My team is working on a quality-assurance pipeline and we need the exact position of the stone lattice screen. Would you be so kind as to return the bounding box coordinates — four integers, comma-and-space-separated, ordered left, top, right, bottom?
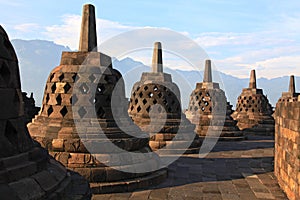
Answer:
274, 99, 300, 200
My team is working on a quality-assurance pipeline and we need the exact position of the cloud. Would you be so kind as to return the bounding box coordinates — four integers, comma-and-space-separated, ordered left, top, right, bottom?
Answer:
14, 23, 40, 32
44, 14, 139, 50
41, 13, 300, 79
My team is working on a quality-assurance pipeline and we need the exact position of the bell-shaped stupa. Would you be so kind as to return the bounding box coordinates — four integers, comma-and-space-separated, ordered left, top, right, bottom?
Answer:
231, 70, 274, 135
185, 60, 243, 140
278, 75, 299, 102
128, 42, 201, 155
0, 25, 91, 199
28, 4, 167, 194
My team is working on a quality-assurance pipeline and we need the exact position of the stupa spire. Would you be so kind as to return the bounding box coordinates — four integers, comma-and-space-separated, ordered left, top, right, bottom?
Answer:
79, 4, 97, 52
203, 59, 212, 82
249, 69, 257, 89
152, 42, 163, 73
289, 75, 295, 94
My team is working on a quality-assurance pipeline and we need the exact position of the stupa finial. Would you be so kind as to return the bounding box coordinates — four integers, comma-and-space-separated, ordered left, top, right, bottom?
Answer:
79, 4, 97, 52
152, 42, 163, 73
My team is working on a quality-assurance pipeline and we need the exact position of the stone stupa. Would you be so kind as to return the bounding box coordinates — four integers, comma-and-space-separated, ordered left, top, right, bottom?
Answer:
277, 75, 299, 102
28, 4, 167, 194
0, 25, 91, 199
231, 70, 274, 135
185, 60, 243, 140
128, 42, 201, 155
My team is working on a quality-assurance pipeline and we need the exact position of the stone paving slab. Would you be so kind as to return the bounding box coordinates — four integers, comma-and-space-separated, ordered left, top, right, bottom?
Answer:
92, 136, 288, 200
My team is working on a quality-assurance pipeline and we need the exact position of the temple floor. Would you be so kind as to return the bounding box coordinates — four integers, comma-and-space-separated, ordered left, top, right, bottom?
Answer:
92, 135, 288, 200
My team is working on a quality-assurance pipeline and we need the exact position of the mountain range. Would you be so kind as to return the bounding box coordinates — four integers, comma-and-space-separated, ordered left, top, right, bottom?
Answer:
11, 39, 299, 109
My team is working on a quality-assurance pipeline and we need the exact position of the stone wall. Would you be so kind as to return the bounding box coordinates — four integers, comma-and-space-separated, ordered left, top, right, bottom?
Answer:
274, 99, 300, 200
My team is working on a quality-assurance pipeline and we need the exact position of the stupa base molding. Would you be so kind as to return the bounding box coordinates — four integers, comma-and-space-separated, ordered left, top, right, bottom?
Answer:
89, 168, 167, 194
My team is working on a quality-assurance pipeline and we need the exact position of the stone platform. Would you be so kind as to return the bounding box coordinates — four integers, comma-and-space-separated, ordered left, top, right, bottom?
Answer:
92, 136, 288, 200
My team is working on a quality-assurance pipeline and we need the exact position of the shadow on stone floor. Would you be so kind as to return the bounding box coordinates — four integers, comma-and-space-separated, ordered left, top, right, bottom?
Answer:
208, 135, 275, 153
152, 155, 274, 189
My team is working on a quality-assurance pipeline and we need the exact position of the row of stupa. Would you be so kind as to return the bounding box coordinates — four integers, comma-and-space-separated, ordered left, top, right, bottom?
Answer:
1, 3, 295, 199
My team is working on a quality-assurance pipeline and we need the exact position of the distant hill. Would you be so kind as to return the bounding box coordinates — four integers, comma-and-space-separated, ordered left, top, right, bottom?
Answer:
11, 39, 299, 109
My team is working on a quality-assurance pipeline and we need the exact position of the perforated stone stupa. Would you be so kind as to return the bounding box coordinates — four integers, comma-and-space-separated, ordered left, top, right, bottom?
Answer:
185, 60, 243, 140
128, 42, 201, 155
0, 25, 91, 200
231, 70, 274, 135
28, 4, 167, 194
278, 75, 299, 103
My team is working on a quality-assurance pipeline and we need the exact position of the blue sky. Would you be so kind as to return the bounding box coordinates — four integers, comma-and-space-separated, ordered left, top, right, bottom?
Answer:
1, 0, 300, 78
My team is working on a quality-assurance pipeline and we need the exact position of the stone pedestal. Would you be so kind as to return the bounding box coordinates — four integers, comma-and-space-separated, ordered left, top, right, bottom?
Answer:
0, 25, 91, 199
231, 70, 274, 135
185, 60, 243, 140
28, 4, 167, 194
128, 42, 201, 155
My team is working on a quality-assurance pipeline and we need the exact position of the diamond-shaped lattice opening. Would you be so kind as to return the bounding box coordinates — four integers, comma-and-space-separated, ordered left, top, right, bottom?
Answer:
72, 74, 78, 82
163, 99, 167, 105
204, 101, 209, 106
148, 92, 153, 98
78, 107, 87, 118
153, 86, 158, 91
130, 98, 133, 103
201, 107, 205, 111
194, 107, 198, 111
49, 73, 55, 82
0, 62, 11, 84
97, 85, 105, 94
153, 99, 157, 104
158, 93, 162, 98
47, 106, 54, 116
139, 92, 143, 98
146, 106, 150, 113
158, 106, 162, 113
206, 92, 210, 96
71, 95, 78, 104
97, 107, 105, 118
60, 106, 68, 117
64, 83, 71, 93
134, 98, 138, 104
89, 74, 96, 82
130, 105, 134, 111
79, 83, 89, 94
51, 83, 56, 93
196, 96, 199, 100
144, 86, 148, 91
142, 99, 147, 105
4, 121, 18, 147
58, 74, 64, 81
132, 92, 136, 97
45, 94, 50, 103
89, 97, 97, 104
56, 94, 62, 105
137, 106, 141, 113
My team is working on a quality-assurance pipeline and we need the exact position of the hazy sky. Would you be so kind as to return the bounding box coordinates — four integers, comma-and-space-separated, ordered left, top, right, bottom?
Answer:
1, 0, 300, 78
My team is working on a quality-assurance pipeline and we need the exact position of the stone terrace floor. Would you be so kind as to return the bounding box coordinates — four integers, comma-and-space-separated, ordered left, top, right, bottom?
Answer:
92, 136, 288, 200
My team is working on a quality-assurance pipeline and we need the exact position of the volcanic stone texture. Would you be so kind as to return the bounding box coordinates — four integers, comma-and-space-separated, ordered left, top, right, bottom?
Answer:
185, 60, 243, 140
274, 97, 300, 200
0, 25, 91, 200
232, 70, 274, 135
28, 4, 167, 194
128, 42, 201, 155
274, 75, 300, 200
